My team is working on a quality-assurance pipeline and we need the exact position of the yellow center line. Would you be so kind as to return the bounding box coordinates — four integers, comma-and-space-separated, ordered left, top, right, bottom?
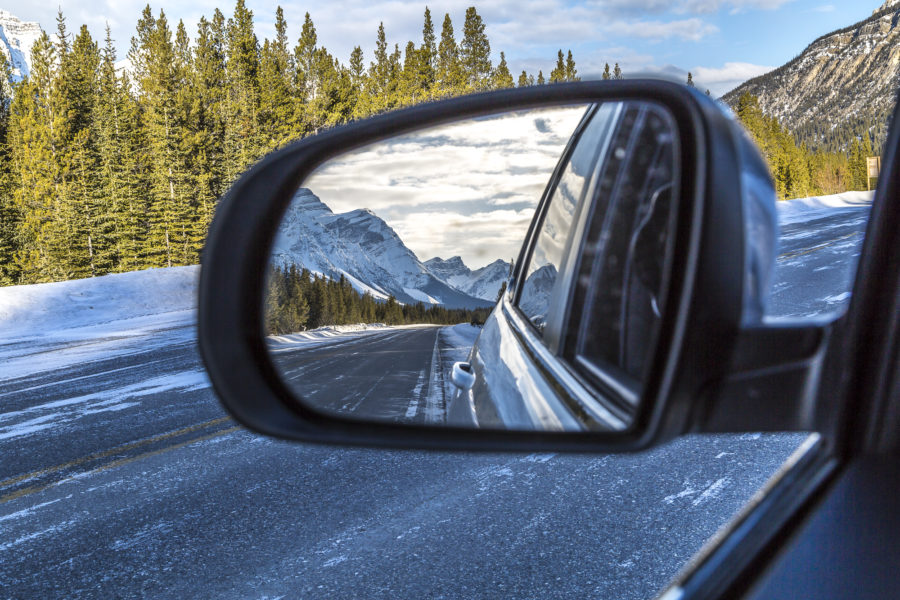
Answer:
0, 416, 233, 490
778, 231, 860, 261
0, 425, 243, 505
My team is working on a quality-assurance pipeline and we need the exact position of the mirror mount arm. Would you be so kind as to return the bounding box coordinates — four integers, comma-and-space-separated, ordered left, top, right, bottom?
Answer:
695, 323, 831, 432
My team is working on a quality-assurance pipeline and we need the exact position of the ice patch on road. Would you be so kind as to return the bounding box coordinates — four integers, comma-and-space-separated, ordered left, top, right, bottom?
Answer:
823, 292, 851, 304
693, 478, 730, 506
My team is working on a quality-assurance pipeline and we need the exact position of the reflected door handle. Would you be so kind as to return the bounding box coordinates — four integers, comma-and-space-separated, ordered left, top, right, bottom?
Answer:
451, 362, 476, 391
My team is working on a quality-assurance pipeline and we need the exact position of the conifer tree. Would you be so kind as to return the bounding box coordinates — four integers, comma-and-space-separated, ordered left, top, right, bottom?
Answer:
419, 8, 436, 96
459, 7, 491, 91
613, 63, 622, 79
368, 22, 392, 112
517, 70, 529, 87
686, 72, 695, 88
224, 0, 261, 179
602, 63, 611, 80
492, 52, 514, 89
565, 50, 578, 81
436, 14, 462, 96
0, 52, 18, 284
549, 49, 566, 83
537, 70, 545, 85
258, 7, 295, 150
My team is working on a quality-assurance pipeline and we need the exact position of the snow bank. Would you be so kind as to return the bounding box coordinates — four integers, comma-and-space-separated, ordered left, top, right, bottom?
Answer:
0, 267, 199, 380
777, 191, 874, 225
0, 266, 198, 338
440, 324, 480, 364
266, 323, 394, 352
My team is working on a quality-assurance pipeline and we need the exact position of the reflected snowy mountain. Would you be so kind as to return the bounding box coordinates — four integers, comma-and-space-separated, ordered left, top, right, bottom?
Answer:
424, 256, 511, 302
271, 188, 494, 310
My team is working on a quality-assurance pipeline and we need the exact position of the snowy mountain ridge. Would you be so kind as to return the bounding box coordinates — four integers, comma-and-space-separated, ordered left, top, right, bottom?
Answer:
271, 189, 493, 310
0, 9, 41, 81
424, 256, 512, 302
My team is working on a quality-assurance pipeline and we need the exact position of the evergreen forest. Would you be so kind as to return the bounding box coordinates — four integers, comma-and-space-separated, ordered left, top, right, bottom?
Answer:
0, 3, 580, 286
0, 2, 878, 297
265, 264, 491, 335
732, 92, 877, 201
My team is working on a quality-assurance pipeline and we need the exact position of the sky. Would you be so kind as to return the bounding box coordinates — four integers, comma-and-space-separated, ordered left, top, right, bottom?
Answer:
10, 1, 884, 97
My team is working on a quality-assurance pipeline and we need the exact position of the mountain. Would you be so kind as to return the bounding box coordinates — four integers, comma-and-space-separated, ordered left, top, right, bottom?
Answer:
424, 256, 511, 302
0, 10, 41, 81
723, 0, 900, 152
271, 189, 493, 310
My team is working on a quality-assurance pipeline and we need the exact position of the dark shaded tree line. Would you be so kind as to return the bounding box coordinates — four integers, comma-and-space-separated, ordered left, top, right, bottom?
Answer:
734, 92, 877, 200
265, 264, 490, 334
0, 3, 581, 285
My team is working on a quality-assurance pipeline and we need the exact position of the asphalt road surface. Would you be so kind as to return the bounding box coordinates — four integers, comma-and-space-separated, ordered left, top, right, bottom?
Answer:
0, 204, 869, 599
270, 326, 446, 424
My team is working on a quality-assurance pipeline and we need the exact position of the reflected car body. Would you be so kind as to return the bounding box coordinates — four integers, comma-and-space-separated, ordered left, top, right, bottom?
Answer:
451, 96, 777, 432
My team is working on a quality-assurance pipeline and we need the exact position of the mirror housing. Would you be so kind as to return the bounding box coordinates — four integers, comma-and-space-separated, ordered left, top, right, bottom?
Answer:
199, 80, 827, 452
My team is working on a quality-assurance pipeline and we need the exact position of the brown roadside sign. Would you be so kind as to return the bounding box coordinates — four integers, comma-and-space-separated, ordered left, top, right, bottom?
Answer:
867, 157, 881, 179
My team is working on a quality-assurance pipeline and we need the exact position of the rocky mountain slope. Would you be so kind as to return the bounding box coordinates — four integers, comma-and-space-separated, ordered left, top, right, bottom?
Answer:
271, 188, 493, 310
723, 0, 900, 151
0, 9, 40, 81
424, 256, 511, 302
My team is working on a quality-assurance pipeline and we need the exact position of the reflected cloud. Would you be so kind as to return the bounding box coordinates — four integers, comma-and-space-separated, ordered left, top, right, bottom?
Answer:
304, 106, 586, 269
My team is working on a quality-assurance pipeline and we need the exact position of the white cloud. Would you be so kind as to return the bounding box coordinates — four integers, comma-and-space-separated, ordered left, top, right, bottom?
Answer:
692, 61, 774, 95
615, 17, 719, 41
303, 106, 587, 269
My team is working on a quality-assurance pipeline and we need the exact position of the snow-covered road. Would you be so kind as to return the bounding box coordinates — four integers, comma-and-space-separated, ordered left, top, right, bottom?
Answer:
0, 193, 872, 598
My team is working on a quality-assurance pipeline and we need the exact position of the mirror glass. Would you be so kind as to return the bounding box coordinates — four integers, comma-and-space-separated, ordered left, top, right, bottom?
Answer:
263, 101, 679, 432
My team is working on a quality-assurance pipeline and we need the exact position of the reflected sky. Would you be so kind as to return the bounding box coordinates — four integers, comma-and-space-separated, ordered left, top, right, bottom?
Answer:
303, 105, 587, 269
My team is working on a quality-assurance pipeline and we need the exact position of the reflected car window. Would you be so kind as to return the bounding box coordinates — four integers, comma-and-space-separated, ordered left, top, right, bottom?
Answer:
517, 103, 619, 336
568, 103, 679, 384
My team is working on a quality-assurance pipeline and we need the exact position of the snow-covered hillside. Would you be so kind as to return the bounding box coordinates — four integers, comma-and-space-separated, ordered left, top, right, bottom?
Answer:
0, 9, 41, 81
425, 256, 511, 302
271, 188, 492, 310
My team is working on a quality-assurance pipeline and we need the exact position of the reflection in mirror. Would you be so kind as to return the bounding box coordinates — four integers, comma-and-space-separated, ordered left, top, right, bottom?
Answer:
263, 102, 679, 432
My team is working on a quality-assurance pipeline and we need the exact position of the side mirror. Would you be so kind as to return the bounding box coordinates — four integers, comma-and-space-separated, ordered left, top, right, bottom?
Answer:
199, 81, 828, 452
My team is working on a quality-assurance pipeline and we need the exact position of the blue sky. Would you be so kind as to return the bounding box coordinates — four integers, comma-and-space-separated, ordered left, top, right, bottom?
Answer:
12, 1, 884, 95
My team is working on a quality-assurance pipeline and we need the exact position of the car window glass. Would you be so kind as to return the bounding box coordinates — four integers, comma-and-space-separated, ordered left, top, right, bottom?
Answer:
517, 104, 618, 336
569, 103, 678, 383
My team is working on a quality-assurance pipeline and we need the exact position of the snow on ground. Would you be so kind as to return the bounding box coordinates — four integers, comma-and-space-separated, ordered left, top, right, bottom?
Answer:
776, 191, 874, 225
0, 267, 198, 380
266, 323, 400, 353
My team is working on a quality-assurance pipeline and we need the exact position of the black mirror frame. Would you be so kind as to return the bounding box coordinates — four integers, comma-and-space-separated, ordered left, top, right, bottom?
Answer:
199, 80, 754, 452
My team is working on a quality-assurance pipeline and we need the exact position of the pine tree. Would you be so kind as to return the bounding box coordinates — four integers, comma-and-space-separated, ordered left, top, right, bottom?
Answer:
258, 7, 295, 150
686, 72, 695, 88
8, 32, 71, 281
613, 63, 622, 79
602, 63, 611, 80
192, 13, 229, 243
436, 14, 462, 96
0, 52, 19, 284
225, 0, 261, 179
348, 45, 367, 118
294, 12, 319, 133
419, 8, 436, 96
549, 49, 566, 83
517, 70, 529, 87
565, 50, 578, 81
536, 70, 545, 85
459, 7, 491, 91
492, 51, 514, 89
368, 22, 392, 112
